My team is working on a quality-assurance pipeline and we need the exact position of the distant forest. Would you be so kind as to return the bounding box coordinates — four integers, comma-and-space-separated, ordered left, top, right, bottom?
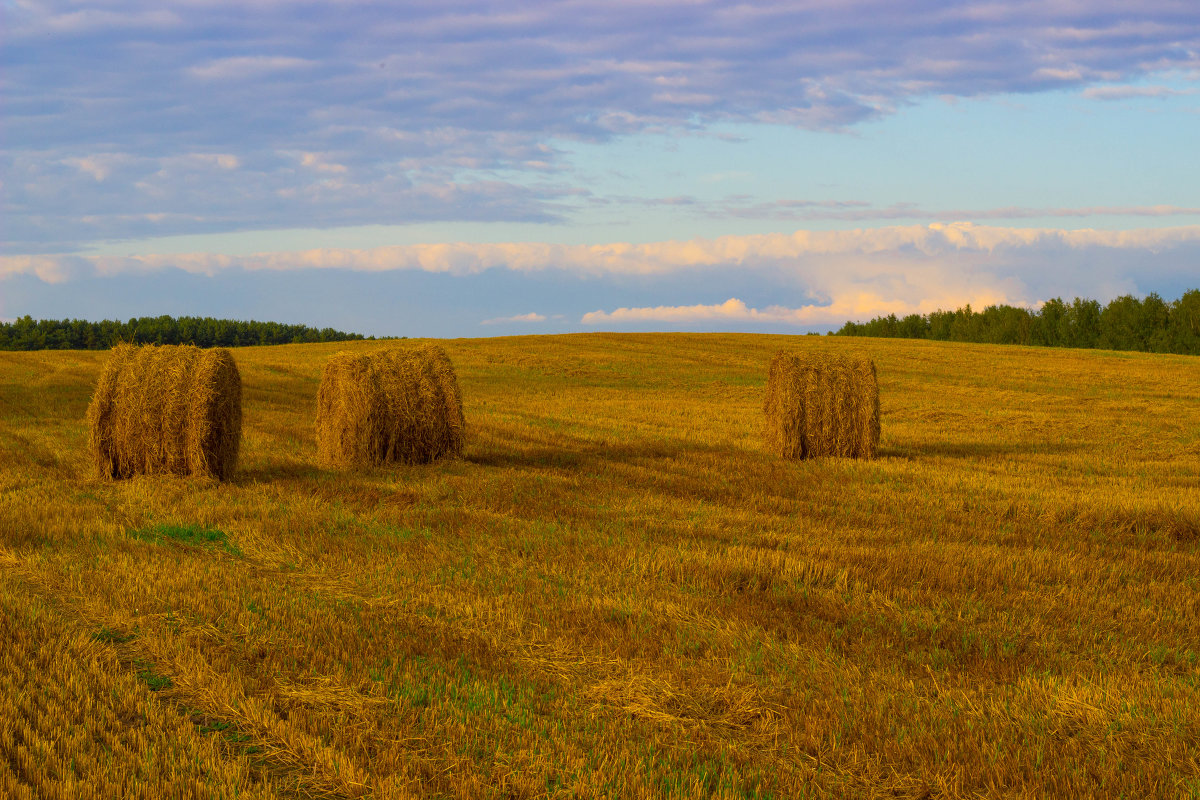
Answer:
835, 290, 1200, 355
0, 315, 368, 351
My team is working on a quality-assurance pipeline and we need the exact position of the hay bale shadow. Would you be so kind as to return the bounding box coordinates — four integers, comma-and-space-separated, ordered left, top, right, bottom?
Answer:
883, 440, 1088, 460
231, 459, 328, 484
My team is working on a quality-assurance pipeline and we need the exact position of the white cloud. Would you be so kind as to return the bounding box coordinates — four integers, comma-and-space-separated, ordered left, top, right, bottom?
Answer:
1083, 85, 1196, 100
1032, 66, 1085, 82
11, 222, 1200, 282
714, 200, 1200, 222
188, 56, 314, 80
5, 223, 1198, 328
581, 292, 1025, 327
61, 154, 131, 182
186, 153, 241, 170
582, 298, 789, 324
299, 153, 348, 174
481, 312, 548, 325
0, 255, 83, 284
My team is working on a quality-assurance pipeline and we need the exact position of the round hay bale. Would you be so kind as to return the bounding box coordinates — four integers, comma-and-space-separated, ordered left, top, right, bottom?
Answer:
763, 350, 880, 460
87, 343, 242, 480
316, 344, 464, 467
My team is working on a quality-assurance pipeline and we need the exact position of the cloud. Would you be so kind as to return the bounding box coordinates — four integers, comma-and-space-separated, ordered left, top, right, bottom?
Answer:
711, 200, 1200, 222
61, 154, 132, 182
6, 223, 1199, 328
0, 254, 87, 284
6, 1, 1200, 248
1083, 85, 1196, 100
10, 7, 180, 36
299, 152, 348, 174
184, 153, 241, 170
188, 56, 314, 81
582, 298, 801, 324
10, 223, 1200, 281
581, 294, 1022, 326
481, 312, 548, 325
2, 156, 571, 253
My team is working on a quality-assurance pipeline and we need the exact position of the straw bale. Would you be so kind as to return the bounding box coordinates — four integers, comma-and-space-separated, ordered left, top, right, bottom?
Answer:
763, 350, 880, 460
316, 344, 464, 466
87, 343, 242, 480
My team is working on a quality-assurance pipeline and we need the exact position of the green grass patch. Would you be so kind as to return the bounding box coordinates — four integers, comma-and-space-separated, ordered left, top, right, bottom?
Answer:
187, 711, 259, 752
127, 522, 243, 556
134, 659, 173, 692
92, 625, 137, 645
197, 718, 234, 735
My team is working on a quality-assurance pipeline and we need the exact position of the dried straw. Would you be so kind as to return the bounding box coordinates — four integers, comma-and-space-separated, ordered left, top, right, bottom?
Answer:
87, 343, 242, 480
316, 344, 464, 466
763, 350, 880, 460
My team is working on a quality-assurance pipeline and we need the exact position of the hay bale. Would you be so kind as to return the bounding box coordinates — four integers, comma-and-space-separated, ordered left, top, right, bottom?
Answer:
316, 344, 464, 466
763, 350, 880, 460
87, 344, 242, 480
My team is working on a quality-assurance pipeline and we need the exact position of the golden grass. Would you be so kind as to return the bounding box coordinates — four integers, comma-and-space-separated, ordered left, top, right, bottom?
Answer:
87, 343, 242, 480
1, 333, 1199, 798
764, 350, 880, 459
316, 344, 464, 467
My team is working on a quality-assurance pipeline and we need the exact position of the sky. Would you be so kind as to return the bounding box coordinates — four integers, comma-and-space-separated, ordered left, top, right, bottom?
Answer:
3, 0, 1199, 337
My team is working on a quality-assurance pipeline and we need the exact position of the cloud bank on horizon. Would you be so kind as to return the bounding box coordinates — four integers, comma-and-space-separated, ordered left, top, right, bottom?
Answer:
3, 0, 1199, 334
4, 223, 1198, 331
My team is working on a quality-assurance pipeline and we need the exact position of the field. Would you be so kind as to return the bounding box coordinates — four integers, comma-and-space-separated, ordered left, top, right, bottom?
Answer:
1, 332, 1198, 799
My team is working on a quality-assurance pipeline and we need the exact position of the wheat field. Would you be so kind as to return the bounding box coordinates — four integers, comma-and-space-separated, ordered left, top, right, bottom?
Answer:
0, 333, 1198, 799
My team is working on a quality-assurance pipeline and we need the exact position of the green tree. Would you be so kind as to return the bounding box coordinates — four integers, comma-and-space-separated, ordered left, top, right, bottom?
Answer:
979, 305, 1032, 345
897, 313, 927, 339
1169, 290, 1200, 355
1100, 295, 1147, 351
1141, 293, 1171, 353
927, 310, 955, 340
1064, 298, 1101, 349
1032, 297, 1067, 347
0, 315, 365, 350
949, 304, 981, 342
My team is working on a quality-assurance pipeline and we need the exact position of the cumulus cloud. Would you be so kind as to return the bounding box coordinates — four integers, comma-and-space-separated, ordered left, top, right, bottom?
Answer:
0, 254, 87, 284
6, 223, 1199, 326
10, 222, 1200, 279
582, 298, 811, 324
581, 294, 1022, 326
481, 312, 548, 325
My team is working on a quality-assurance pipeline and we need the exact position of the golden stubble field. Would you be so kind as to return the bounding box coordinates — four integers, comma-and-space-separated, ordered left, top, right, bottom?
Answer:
0, 332, 1198, 799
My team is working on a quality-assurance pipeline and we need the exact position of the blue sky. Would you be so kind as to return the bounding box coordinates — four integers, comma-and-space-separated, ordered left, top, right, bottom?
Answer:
3, 0, 1199, 336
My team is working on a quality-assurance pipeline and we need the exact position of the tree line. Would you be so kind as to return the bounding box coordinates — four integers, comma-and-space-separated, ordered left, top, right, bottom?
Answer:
834, 290, 1200, 355
0, 315, 368, 351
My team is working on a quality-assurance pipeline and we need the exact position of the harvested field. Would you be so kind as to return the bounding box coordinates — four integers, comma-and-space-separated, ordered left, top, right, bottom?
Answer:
1, 333, 1198, 799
